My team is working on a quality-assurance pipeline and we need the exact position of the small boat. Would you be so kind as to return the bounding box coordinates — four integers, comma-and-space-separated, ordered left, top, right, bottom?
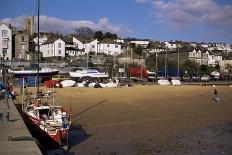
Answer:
61, 80, 76, 87
10, 67, 59, 78
21, 91, 70, 149
69, 68, 108, 79
171, 79, 181, 86
157, 79, 170, 85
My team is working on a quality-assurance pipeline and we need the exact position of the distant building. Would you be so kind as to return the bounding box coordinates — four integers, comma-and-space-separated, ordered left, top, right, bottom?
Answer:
164, 41, 177, 49
129, 40, 150, 47
0, 24, 12, 60
24, 16, 34, 35
97, 38, 122, 55
84, 39, 98, 54
14, 32, 30, 60
41, 38, 65, 58
117, 49, 143, 65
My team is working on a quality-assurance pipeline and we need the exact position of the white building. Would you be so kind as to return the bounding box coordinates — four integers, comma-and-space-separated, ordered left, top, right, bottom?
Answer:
164, 41, 177, 49
129, 40, 150, 47
41, 38, 65, 58
84, 39, 98, 54
0, 24, 12, 60
97, 38, 122, 55
188, 49, 222, 66
72, 37, 84, 50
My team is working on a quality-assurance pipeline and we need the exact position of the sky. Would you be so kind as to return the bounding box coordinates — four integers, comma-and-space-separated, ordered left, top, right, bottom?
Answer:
0, 0, 232, 43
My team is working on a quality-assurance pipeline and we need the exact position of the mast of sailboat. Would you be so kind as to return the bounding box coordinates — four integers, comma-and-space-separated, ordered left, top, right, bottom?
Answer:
177, 44, 180, 77
36, 0, 40, 94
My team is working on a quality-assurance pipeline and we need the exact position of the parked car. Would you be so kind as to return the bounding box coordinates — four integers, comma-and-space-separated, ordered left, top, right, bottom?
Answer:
182, 76, 191, 82
200, 75, 211, 82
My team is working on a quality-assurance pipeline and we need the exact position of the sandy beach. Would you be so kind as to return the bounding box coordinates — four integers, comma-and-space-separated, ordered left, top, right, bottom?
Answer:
18, 85, 232, 154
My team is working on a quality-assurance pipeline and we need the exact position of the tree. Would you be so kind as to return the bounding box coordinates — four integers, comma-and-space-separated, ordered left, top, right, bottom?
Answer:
133, 45, 144, 56
181, 59, 198, 75
74, 27, 94, 40
225, 64, 232, 73
215, 64, 220, 71
145, 54, 156, 71
199, 64, 211, 75
104, 32, 118, 40
94, 31, 104, 41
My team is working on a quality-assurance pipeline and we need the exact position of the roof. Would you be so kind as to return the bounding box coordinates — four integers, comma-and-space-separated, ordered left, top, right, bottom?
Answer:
98, 38, 118, 44
42, 36, 62, 45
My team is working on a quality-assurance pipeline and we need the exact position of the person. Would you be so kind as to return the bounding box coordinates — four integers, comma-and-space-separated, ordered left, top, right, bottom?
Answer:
213, 85, 220, 103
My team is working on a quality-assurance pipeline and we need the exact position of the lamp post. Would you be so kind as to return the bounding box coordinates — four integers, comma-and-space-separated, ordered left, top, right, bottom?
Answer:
177, 44, 180, 77
2, 54, 6, 83
155, 52, 158, 80
165, 47, 167, 78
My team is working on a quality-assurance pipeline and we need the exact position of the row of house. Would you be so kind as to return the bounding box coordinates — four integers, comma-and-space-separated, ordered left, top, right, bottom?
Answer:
0, 16, 231, 73
0, 21, 124, 61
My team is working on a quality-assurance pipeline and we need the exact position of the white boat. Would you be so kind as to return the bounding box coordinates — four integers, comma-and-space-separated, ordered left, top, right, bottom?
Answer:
171, 79, 181, 86
61, 80, 76, 87
10, 67, 59, 78
158, 79, 170, 85
69, 68, 108, 78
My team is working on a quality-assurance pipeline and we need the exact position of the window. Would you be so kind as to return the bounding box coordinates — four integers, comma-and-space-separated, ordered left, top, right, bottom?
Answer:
91, 45, 95, 48
58, 50, 61, 55
115, 45, 118, 48
2, 40, 8, 47
21, 44, 25, 50
21, 36, 25, 42
58, 43, 61, 48
2, 30, 8, 38
2, 49, 7, 55
107, 44, 110, 47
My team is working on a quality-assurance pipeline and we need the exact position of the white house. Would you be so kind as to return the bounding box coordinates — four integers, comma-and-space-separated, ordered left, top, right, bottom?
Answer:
164, 41, 177, 49
0, 24, 12, 60
84, 39, 98, 54
97, 38, 122, 55
188, 49, 222, 66
188, 49, 207, 65
72, 36, 84, 50
41, 38, 65, 58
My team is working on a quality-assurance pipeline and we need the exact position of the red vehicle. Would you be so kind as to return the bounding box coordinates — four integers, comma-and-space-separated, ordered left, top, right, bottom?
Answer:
128, 67, 148, 78
44, 80, 62, 88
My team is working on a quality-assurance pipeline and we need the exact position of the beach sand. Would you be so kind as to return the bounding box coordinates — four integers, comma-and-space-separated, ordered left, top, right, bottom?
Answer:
18, 85, 232, 154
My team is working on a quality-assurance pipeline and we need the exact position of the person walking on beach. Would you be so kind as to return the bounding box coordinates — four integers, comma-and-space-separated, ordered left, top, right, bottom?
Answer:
213, 85, 220, 103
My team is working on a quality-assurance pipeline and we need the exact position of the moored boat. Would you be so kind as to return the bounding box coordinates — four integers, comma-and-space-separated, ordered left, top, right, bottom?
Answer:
21, 92, 70, 149
10, 67, 59, 78
69, 67, 108, 79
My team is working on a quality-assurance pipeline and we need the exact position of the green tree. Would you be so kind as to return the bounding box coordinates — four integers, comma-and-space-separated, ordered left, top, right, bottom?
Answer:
145, 54, 156, 71
215, 64, 220, 71
104, 32, 118, 40
225, 64, 232, 73
94, 31, 104, 41
199, 64, 211, 75
133, 45, 144, 56
181, 59, 198, 75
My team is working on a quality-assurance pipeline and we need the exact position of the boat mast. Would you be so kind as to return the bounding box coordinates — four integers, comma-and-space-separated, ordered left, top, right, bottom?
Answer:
36, 0, 40, 94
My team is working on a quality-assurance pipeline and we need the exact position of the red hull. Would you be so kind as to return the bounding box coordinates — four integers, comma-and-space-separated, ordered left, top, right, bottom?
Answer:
22, 112, 68, 150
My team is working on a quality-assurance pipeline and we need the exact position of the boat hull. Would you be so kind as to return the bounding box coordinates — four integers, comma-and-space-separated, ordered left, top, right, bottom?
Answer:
13, 70, 59, 78
69, 72, 108, 78
21, 111, 66, 150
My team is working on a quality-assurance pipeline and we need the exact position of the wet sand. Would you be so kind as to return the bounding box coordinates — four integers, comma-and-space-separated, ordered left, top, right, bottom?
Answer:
20, 85, 232, 154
